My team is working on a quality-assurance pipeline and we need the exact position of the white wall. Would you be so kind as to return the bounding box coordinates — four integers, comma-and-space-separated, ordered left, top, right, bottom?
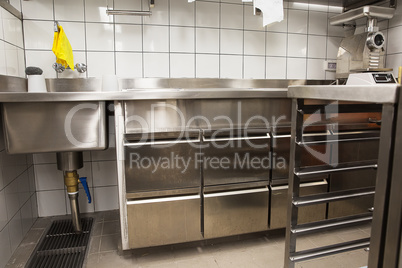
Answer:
0, 5, 37, 268
0, 122, 36, 268
0, 6, 25, 77
22, 0, 345, 80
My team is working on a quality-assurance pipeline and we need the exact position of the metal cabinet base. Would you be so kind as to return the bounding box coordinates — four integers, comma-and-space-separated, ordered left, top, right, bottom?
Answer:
270, 180, 328, 229
127, 195, 202, 248
204, 187, 269, 239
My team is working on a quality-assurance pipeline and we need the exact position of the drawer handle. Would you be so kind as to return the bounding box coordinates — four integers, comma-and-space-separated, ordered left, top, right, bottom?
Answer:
203, 133, 270, 142
204, 187, 268, 198
272, 134, 291, 138
127, 194, 200, 205
124, 135, 201, 146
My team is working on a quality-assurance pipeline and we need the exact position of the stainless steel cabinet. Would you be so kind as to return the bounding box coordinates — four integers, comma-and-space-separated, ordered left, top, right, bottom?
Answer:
127, 195, 202, 248
328, 132, 379, 218
270, 180, 328, 229
124, 131, 201, 193
202, 129, 270, 186
204, 186, 269, 238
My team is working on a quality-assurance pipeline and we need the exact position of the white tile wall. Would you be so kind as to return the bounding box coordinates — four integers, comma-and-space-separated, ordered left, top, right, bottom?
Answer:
244, 31, 265, 56
0, 7, 24, 78
143, 53, 169, 77
116, 53, 143, 78
196, 28, 219, 53
221, 29, 243, 55
0, 115, 35, 268
54, 0, 85, 22
92, 161, 118, 187
170, 53, 195, 78
288, 34, 307, 57
170, 0, 195, 27
21, 0, 53, 20
115, 24, 142, 52
221, 3, 243, 29
93, 186, 119, 211
86, 23, 115, 51
266, 57, 287, 79
196, 1, 220, 28
244, 56, 265, 79
220, 55, 242, 78
114, 0, 142, 24
196, 54, 219, 78
287, 57, 307, 79
0, 226, 12, 268
37, 190, 66, 217
288, 9, 308, 34
8, 211, 23, 252
21, 0, 356, 80
170, 27, 195, 53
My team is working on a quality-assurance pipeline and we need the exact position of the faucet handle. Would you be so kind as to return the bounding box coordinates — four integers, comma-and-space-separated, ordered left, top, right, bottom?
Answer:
79, 177, 92, 203
52, 63, 65, 73
75, 63, 87, 73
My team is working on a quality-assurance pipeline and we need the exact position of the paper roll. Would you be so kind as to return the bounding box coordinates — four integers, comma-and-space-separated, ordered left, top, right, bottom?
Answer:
102, 75, 120, 92
28, 75, 47, 92
254, 0, 284, 27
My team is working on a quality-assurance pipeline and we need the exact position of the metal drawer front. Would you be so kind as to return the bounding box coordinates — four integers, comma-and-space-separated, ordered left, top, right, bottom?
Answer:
203, 133, 270, 186
270, 181, 327, 229
127, 195, 202, 248
272, 133, 331, 182
328, 169, 376, 219
204, 187, 269, 238
124, 133, 201, 193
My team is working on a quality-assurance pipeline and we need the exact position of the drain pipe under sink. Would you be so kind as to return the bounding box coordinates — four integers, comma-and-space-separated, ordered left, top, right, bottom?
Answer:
56, 152, 91, 234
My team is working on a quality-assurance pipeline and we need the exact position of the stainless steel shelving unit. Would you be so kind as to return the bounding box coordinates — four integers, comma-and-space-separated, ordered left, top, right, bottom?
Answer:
285, 84, 401, 268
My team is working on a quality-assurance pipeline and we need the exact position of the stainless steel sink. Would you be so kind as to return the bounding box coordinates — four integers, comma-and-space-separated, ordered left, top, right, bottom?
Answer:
1, 77, 107, 154
2, 101, 107, 154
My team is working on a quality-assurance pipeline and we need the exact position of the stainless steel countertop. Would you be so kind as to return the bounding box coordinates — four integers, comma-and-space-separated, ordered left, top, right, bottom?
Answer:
288, 84, 400, 104
0, 88, 289, 102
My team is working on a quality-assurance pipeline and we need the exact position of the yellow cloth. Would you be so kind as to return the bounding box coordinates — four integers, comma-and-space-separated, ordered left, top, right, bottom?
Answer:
52, 25, 74, 70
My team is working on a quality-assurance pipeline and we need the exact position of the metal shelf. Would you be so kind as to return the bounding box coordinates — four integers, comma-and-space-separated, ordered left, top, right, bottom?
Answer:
284, 99, 382, 268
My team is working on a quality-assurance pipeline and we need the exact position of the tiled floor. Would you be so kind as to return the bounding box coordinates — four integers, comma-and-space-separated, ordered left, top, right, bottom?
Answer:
6, 210, 371, 268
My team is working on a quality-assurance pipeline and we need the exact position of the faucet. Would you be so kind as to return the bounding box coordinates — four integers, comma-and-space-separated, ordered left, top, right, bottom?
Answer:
53, 63, 87, 73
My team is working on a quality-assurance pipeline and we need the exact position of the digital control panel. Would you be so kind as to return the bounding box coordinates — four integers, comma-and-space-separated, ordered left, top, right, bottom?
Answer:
372, 73, 396, 83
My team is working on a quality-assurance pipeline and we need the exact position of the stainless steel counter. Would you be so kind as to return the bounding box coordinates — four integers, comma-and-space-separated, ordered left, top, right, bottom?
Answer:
0, 76, 336, 102
0, 88, 288, 102
288, 84, 399, 103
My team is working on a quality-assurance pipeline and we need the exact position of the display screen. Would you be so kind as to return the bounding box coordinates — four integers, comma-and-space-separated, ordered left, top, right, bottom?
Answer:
372, 74, 396, 83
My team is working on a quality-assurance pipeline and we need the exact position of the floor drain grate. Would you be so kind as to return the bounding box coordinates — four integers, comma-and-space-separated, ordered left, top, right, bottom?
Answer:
27, 218, 93, 268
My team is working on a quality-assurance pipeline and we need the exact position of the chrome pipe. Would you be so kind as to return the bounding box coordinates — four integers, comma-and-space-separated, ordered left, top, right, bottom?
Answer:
57, 152, 83, 171
106, 9, 152, 16
68, 192, 82, 234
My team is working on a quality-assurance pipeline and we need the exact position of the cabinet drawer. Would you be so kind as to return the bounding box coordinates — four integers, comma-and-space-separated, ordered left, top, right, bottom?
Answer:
127, 195, 202, 248
270, 180, 327, 229
204, 187, 269, 238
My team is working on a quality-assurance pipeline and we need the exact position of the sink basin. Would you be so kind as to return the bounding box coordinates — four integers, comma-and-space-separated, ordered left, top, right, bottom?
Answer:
2, 101, 107, 154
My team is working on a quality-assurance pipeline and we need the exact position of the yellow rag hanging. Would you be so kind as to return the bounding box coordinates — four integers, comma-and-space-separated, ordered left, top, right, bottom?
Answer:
52, 25, 74, 70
